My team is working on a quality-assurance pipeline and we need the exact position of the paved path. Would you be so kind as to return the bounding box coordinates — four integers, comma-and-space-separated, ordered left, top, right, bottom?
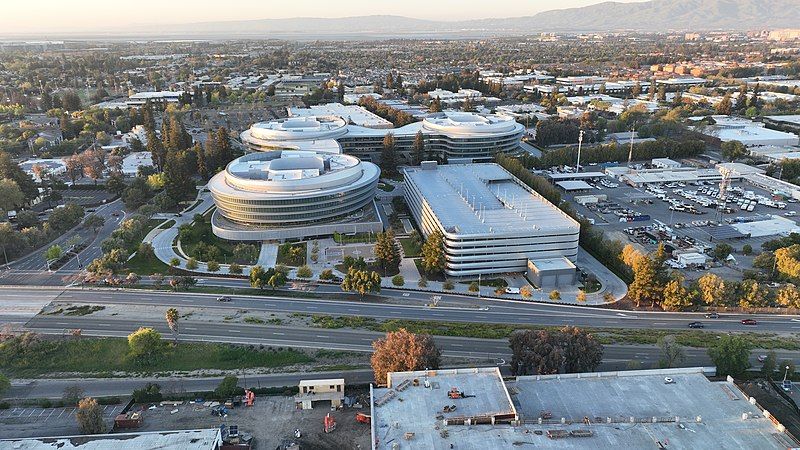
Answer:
257, 243, 278, 267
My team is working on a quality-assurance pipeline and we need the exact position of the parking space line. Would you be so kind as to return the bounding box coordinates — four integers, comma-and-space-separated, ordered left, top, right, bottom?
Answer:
38, 409, 46, 417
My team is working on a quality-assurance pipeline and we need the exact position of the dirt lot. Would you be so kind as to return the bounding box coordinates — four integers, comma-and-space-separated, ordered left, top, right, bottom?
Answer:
133, 393, 371, 449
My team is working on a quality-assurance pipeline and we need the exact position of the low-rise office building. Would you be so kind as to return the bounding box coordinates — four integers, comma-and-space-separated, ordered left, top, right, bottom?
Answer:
403, 162, 580, 277
240, 108, 525, 164
208, 150, 381, 241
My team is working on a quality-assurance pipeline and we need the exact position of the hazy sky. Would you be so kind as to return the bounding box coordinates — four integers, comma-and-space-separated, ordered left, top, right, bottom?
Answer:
2, 0, 647, 33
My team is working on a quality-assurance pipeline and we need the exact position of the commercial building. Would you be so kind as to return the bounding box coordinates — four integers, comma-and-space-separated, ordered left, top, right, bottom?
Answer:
208, 150, 381, 241
240, 108, 525, 164
403, 162, 580, 277
289, 103, 393, 129
370, 366, 797, 450
1, 429, 222, 450
126, 91, 187, 107
692, 115, 800, 147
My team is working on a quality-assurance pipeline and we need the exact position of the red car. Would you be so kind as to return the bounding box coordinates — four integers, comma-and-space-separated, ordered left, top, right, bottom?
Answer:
741, 319, 758, 325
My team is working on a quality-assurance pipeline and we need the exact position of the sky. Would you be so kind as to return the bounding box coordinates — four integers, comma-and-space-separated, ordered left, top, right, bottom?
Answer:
1, 0, 647, 34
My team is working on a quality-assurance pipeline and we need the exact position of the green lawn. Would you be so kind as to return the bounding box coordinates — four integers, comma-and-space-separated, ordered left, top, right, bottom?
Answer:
180, 218, 239, 263
398, 237, 421, 257
124, 252, 171, 275
0, 335, 312, 378
277, 242, 307, 267
413, 258, 445, 281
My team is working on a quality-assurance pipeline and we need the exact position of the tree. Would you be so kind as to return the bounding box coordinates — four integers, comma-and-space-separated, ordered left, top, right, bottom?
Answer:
169, 257, 180, 267
560, 326, 603, 373
777, 284, 800, 308
165, 308, 179, 343
429, 96, 442, 113
520, 285, 533, 299
207, 260, 220, 272
341, 268, 382, 298
549, 290, 561, 300
623, 244, 662, 307
442, 279, 454, 290
371, 328, 440, 384
698, 273, 725, 306
163, 149, 197, 201
657, 335, 685, 368
708, 335, 751, 378
381, 132, 397, 175
76, 397, 105, 434
761, 350, 777, 379
127, 327, 164, 363
509, 329, 563, 375
412, 130, 425, 165
44, 244, 63, 261
468, 281, 480, 292
739, 279, 770, 309
742, 244, 753, 256
0, 373, 9, 396
84, 214, 105, 233
576, 290, 587, 303
374, 230, 400, 273
420, 231, 446, 275
186, 257, 198, 270
215, 375, 241, 398
391, 275, 404, 286
720, 140, 748, 162
105, 172, 126, 196
229, 262, 242, 274
716, 92, 733, 115
713, 243, 733, 261
0, 179, 25, 215
296, 265, 312, 278
661, 277, 694, 311
132, 382, 162, 403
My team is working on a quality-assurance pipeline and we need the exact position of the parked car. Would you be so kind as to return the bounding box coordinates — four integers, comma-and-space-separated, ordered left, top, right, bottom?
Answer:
688, 322, 704, 329
217, 296, 232, 302
705, 312, 720, 319
741, 319, 758, 325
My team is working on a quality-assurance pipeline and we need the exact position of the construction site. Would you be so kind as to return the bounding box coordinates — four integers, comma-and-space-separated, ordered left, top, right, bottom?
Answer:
370, 367, 798, 449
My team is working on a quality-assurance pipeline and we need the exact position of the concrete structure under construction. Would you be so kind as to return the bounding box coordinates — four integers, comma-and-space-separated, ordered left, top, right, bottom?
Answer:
1, 429, 222, 450
208, 150, 381, 241
370, 367, 796, 450
241, 107, 525, 164
295, 378, 345, 410
403, 162, 580, 277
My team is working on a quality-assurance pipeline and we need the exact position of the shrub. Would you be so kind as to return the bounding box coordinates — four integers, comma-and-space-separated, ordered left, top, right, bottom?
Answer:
296, 265, 312, 278
392, 275, 404, 286
319, 269, 334, 280
228, 262, 242, 274
215, 376, 243, 399
207, 260, 220, 272
132, 383, 162, 403
468, 281, 479, 292
443, 280, 454, 290
186, 258, 198, 270
549, 290, 561, 300
418, 277, 428, 288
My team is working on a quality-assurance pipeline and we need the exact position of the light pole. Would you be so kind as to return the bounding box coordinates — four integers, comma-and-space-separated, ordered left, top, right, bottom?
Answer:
575, 130, 584, 174
784, 365, 791, 383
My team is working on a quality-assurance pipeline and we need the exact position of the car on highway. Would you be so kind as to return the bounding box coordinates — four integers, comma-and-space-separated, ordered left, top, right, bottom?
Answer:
217, 296, 232, 302
688, 322, 704, 329
705, 312, 720, 319
741, 318, 758, 325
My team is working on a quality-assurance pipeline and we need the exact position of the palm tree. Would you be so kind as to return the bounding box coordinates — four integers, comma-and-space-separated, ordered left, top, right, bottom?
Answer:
165, 308, 179, 343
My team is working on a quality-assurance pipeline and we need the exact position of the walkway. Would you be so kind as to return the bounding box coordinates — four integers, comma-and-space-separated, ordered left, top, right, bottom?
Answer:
257, 243, 278, 267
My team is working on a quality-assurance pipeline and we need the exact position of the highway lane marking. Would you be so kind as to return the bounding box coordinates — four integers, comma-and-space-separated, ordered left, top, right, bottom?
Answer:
653, 322, 667, 325
229, 330, 241, 333
273, 332, 285, 335
57, 322, 69, 325
185, 327, 197, 331
316, 335, 330, 338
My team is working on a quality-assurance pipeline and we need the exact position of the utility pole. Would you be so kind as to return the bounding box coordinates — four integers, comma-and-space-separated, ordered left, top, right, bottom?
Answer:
575, 129, 584, 174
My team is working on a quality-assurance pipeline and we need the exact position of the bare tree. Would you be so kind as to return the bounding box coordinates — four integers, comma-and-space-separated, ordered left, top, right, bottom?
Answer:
657, 335, 685, 368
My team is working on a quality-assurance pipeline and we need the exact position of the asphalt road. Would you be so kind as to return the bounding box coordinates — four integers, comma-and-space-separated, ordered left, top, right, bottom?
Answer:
18, 286, 800, 334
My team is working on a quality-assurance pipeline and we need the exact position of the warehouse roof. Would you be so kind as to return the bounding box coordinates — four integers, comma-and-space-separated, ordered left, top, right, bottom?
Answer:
1, 429, 221, 450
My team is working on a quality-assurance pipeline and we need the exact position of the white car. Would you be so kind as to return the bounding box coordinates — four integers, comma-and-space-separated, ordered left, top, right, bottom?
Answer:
786, 211, 797, 217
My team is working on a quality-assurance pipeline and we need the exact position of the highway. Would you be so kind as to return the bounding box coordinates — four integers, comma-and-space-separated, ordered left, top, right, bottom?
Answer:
14, 286, 800, 334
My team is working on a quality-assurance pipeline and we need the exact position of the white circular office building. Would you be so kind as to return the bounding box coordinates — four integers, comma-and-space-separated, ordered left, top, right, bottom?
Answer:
240, 107, 524, 163
208, 150, 382, 241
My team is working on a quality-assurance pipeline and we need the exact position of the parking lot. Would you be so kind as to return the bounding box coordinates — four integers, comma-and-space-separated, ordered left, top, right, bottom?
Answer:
563, 172, 800, 281
0, 404, 125, 439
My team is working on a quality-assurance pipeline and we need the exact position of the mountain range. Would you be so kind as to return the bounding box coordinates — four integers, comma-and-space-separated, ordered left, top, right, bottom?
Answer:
137, 0, 800, 38
9, 0, 800, 39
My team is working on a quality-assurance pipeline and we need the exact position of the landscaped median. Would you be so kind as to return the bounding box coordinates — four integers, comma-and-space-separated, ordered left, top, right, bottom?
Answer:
0, 333, 312, 378
303, 313, 800, 350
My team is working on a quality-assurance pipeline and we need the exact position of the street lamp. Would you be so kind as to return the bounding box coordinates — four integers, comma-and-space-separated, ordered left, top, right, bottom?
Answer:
575, 130, 584, 174
784, 365, 791, 383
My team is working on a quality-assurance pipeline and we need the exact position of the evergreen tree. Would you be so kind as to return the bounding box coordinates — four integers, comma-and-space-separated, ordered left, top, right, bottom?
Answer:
412, 130, 425, 165
374, 230, 400, 273
142, 101, 156, 133
194, 142, 208, 179
163, 149, 197, 201
381, 132, 397, 175
429, 97, 442, 113
215, 127, 232, 165
735, 84, 748, 112
147, 128, 167, 172
420, 231, 446, 275
716, 92, 733, 115
41, 90, 53, 111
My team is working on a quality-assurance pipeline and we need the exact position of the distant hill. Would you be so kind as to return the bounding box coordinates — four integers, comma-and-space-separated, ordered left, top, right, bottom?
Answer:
11, 0, 800, 39
479, 0, 800, 32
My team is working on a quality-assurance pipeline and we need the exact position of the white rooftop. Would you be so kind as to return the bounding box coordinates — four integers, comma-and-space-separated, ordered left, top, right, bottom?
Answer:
290, 103, 393, 129
404, 164, 579, 237
1, 429, 221, 450
556, 180, 594, 191
731, 215, 800, 238
227, 151, 357, 182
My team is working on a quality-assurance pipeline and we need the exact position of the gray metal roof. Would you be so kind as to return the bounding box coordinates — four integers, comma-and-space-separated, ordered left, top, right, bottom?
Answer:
405, 164, 579, 236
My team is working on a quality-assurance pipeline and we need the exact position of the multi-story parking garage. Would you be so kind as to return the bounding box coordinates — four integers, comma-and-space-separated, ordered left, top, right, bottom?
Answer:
208, 150, 382, 241
240, 107, 525, 163
404, 162, 580, 280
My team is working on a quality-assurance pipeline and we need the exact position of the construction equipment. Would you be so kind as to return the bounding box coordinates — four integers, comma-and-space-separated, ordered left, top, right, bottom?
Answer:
244, 389, 255, 407
355, 412, 371, 424
448, 387, 475, 399
323, 413, 336, 433
540, 410, 552, 420
443, 405, 457, 413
